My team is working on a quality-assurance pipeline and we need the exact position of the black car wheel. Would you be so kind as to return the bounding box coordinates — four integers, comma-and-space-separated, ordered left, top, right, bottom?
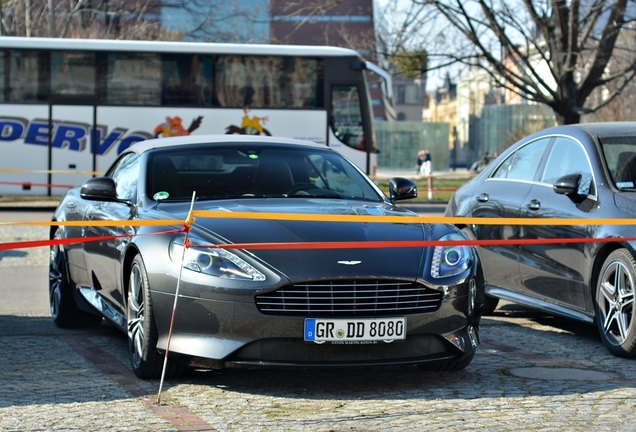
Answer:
127, 254, 186, 379
461, 227, 498, 315
595, 249, 636, 357
49, 229, 102, 328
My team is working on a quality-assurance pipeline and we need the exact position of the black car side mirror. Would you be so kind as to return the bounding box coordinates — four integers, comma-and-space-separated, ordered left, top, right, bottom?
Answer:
553, 173, 582, 196
80, 177, 118, 201
389, 177, 417, 201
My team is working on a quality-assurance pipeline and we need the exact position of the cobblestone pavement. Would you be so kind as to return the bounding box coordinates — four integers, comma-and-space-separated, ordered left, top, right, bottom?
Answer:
1, 223, 636, 431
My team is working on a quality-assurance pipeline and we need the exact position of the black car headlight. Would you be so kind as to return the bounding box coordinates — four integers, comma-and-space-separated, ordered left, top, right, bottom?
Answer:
169, 236, 266, 281
430, 233, 472, 279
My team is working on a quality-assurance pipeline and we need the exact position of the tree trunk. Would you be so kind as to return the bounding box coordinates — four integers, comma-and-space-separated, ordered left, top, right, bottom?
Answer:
554, 108, 581, 125
48, 0, 55, 37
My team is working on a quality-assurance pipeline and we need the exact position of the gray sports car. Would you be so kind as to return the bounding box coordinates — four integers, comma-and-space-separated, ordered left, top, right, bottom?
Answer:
50, 135, 482, 378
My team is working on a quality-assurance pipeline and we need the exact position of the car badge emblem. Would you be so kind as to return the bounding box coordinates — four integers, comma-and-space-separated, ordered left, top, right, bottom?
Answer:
338, 260, 361, 265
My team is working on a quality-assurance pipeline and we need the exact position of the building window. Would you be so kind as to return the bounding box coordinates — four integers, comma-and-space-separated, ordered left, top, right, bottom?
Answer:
397, 85, 406, 104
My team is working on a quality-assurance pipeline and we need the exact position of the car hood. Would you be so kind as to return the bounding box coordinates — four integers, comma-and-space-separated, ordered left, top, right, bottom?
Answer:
153, 198, 430, 281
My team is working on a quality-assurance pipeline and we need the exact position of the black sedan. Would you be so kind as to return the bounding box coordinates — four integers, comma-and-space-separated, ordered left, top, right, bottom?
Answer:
50, 135, 482, 378
446, 122, 636, 357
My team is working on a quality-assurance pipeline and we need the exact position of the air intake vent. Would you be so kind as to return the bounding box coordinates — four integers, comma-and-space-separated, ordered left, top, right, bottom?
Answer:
255, 280, 443, 317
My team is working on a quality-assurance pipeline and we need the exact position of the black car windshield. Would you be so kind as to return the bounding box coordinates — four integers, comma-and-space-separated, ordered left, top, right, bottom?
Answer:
148, 143, 384, 202
600, 136, 636, 190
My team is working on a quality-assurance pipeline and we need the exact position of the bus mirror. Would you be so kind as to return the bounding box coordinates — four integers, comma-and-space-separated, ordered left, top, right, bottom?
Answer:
350, 60, 366, 71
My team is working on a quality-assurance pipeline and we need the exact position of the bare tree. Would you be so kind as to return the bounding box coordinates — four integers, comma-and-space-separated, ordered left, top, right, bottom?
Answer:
0, 0, 267, 42
415, 0, 636, 124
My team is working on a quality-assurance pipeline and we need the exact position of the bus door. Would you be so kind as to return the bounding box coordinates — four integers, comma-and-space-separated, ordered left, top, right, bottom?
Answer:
324, 57, 376, 174
49, 96, 98, 196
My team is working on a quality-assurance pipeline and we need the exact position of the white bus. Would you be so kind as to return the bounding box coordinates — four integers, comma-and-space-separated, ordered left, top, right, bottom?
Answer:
0, 37, 390, 195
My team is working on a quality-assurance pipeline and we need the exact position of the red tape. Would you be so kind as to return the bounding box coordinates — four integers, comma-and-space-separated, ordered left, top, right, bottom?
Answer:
0, 228, 185, 251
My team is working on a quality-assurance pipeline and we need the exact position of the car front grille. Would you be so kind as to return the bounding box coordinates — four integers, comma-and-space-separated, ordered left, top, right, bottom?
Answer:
255, 280, 443, 317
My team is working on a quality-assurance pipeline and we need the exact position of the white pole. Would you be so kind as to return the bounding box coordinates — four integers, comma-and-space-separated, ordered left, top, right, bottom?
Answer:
157, 191, 196, 403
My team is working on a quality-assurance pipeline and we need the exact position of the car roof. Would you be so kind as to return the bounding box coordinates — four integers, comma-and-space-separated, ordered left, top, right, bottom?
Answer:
543, 122, 636, 139
574, 122, 636, 138
127, 134, 330, 155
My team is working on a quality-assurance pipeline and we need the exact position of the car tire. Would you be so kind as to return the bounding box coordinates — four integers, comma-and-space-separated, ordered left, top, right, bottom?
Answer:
49, 230, 102, 328
127, 255, 185, 379
482, 295, 500, 316
460, 226, 498, 315
594, 249, 636, 357
418, 352, 475, 372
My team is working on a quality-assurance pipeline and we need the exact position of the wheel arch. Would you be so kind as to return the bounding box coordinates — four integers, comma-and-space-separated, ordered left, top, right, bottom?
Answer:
122, 245, 141, 303
590, 241, 634, 305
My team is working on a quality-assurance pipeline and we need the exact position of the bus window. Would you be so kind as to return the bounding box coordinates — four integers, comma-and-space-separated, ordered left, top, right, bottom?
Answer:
51, 51, 96, 97
106, 52, 161, 105
0, 51, 4, 102
331, 84, 364, 150
8, 50, 46, 103
161, 54, 214, 106
216, 55, 321, 109
282, 57, 321, 108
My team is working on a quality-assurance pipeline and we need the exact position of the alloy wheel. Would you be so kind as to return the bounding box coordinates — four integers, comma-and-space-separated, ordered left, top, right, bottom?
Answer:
598, 260, 635, 346
127, 263, 146, 370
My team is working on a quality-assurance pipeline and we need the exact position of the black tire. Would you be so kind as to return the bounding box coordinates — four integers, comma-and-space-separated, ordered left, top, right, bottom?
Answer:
482, 295, 500, 316
594, 249, 636, 357
127, 255, 185, 379
418, 352, 475, 372
49, 230, 102, 328
460, 226, 498, 315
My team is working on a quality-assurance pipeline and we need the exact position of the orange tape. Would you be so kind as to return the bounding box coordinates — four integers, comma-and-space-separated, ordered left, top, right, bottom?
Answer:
191, 210, 636, 226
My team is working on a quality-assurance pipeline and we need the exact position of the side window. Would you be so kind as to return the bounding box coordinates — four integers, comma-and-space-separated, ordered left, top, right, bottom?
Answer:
8, 50, 47, 103
106, 53, 161, 105
51, 51, 95, 97
162, 54, 213, 106
109, 153, 139, 200
0, 50, 4, 103
331, 84, 364, 150
542, 137, 593, 195
492, 138, 549, 181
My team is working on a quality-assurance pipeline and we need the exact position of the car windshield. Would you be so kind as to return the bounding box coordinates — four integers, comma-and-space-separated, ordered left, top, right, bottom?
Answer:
600, 136, 636, 190
148, 144, 384, 202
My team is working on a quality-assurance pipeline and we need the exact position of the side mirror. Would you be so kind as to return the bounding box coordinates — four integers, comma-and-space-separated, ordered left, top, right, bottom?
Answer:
553, 173, 582, 195
80, 177, 118, 201
389, 177, 417, 201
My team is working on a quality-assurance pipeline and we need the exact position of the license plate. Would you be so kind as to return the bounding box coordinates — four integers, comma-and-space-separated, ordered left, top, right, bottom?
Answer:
304, 317, 406, 342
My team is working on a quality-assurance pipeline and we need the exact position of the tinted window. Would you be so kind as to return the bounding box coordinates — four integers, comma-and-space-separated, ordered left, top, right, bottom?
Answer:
162, 54, 214, 106
492, 138, 548, 181
331, 85, 364, 150
542, 137, 593, 195
109, 153, 139, 200
215, 56, 321, 108
106, 53, 161, 105
148, 145, 381, 201
599, 136, 636, 188
51, 51, 95, 96
0, 51, 4, 103
8, 50, 45, 103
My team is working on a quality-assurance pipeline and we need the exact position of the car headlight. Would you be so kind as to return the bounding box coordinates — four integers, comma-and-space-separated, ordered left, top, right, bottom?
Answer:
430, 233, 472, 278
169, 236, 266, 281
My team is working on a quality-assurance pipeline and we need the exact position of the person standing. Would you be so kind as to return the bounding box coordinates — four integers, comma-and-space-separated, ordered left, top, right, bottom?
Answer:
416, 150, 425, 174
420, 149, 432, 175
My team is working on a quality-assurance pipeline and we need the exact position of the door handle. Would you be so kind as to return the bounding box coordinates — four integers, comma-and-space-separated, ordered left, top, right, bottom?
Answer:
476, 193, 489, 203
527, 199, 541, 211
